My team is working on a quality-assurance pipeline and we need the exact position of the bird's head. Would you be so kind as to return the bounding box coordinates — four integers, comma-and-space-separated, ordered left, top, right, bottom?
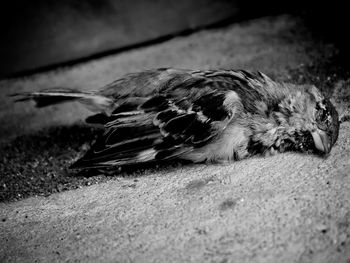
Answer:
276, 85, 340, 155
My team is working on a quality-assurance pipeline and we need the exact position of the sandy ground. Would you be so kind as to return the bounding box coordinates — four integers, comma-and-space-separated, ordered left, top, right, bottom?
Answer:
1, 15, 350, 262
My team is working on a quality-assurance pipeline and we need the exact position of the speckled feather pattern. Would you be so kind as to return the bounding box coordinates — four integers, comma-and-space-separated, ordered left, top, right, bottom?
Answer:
12, 68, 340, 168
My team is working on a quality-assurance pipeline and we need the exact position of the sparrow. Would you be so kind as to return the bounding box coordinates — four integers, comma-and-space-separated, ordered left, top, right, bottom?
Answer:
12, 68, 340, 169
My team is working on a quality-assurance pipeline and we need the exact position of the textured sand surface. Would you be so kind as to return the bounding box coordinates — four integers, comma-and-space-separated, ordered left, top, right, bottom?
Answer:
1, 15, 350, 262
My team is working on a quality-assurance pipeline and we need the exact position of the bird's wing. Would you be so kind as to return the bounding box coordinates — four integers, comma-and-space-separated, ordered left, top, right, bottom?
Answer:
98, 68, 199, 98
98, 68, 275, 113
71, 77, 240, 168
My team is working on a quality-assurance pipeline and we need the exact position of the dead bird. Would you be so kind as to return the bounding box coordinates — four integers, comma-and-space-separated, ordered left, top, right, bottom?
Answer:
12, 68, 340, 169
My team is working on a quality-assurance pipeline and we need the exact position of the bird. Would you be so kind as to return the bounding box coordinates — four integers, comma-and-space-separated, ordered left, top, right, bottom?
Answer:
12, 68, 340, 169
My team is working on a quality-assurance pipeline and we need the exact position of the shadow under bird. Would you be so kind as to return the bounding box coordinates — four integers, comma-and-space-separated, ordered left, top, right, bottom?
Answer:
12, 68, 340, 169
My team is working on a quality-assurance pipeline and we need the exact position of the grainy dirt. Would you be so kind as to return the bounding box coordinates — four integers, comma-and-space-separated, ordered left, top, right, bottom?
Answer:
0, 125, 102, 202
1, 15, 350, 263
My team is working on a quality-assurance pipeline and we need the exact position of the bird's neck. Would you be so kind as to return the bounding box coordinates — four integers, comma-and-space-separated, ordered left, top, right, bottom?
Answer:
246, 111, 296, 156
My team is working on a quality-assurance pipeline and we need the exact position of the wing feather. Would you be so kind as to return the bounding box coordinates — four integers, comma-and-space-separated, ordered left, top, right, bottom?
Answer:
71, 70, 246, 168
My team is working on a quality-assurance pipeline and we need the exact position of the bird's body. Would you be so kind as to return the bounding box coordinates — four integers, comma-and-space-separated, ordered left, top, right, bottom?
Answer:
13, 68, 340, 169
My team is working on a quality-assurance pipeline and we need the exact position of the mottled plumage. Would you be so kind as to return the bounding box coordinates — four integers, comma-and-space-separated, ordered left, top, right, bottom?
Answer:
13, 68, 340, 169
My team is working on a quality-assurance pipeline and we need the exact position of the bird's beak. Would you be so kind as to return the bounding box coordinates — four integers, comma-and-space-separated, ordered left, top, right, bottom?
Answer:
311, 129, 331, 154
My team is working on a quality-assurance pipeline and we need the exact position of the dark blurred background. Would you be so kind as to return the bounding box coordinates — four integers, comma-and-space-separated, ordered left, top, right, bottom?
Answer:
0, 0, 347, 78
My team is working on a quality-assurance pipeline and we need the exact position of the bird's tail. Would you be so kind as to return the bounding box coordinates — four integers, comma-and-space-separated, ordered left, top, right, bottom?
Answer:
11, 87, 115, 113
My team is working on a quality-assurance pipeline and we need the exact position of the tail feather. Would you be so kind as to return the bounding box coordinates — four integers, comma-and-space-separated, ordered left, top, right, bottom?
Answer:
11, 87, 114, 113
